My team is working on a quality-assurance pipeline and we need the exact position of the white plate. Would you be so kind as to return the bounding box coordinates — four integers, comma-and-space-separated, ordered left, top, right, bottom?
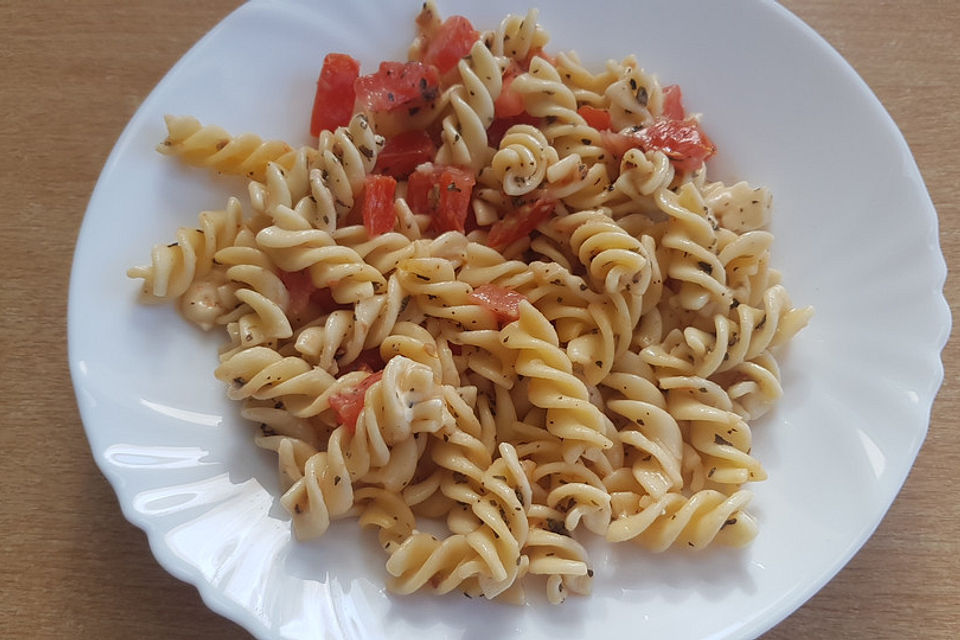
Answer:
68, 1, 950, 638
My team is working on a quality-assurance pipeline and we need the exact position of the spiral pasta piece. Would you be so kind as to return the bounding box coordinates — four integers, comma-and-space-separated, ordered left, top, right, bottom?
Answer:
601, 352, 684, 499
657, 182, 734, 313
255, 225, 386, 303
500, 301, 613, 461
554, 50, 624, 108
127, 197, 245, 303
660, 375, 766, 485
279, 355, 445, 539
604, 56, 664, 131
607, 488, 758, 551
157, 115, 298, 182
641, 284, 813, 378
434, 41, 503, 171
386, 441, 533, 599
481, 8, 549, 64
511, 57, 607, 169
491, 124, 558, 196
292, 275, 408, 373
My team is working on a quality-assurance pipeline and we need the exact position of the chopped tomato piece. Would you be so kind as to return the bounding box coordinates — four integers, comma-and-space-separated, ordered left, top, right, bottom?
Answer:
577, 105, 611, 131
310, 53, 360, 136
406, 164, 476, 233
308, 286, 340, 314
421, 16, 478, 75
340, 348, 385, 374
355, 61, 440, 112
487, 197, 557, 249
636, 118, 716, 172
329, 371, 384, 433
361, 174, 397, 237
661, 84, 685, 120
487, 113, 540, 147
600, 118, 715, 171
494, 67, 526, 118
374, 130, 437, 179
278, 269, 344, 324
278, 268, 315, 321
599, 129, 639, 161
468, 284, 527, 324
521, 47, 555, 70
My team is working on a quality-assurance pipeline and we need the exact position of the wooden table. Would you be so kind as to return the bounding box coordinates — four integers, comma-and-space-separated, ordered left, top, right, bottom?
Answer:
2, 1, 956, 637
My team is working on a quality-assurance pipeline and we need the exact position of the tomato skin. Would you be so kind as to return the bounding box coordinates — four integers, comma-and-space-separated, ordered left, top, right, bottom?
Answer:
310, 53, 360, 136
636, 118, 715, 172
577, 105, 612, 131
421, 16, 479, 75
661, 84, 685, 120
278, 268, 315, 321
355, 61, 440, 112
278, 269, 345, 324
361, 174, 398, 237
486, 197, 557, 249
329, 371, 384, 434
373, 130, 436, 179
468, 284, 527, 324
405, 164, 476, 233
494, 67, 526, 118
600, 118, 715, 171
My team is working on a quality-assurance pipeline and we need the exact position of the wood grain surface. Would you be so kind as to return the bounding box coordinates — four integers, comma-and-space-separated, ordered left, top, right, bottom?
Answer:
1, 1, 956, 638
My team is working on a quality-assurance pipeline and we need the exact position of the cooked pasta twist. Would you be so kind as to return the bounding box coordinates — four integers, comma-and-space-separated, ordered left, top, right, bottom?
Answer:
211, 242, 292, 349
606, 488, 758, 551
386, 440, 532, 599
614, 148, 675, 204
255, 225, 386, 303
481, 8, 549, 64
641, 284, 813, 378
280, 355, 445, 539
657, 182, 734, 313
435, 41, 504, 171
291, 275, 407, 373
157, 115, 297, 182
554, 50, 623, 108
660, 375, 766, 485
604, 56, 664, 131
511, 56, 607, 169
128, 197, 245, 303
601, 352, 684, 499
500, 301, 613, 462
491, 124, 558, 196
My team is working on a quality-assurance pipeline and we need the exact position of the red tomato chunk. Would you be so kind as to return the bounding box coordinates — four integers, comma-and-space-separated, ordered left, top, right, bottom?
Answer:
468, 284, 527, 324
361, 174, 398, 237
355, 61, 440, 112
406, 164, 476, 233
278, 269, 344, 324
330, 371, 384, 433
487, 113, 540, 147
374, 130, 437, 179
486, 197, 557, 249
494, 66, 526, 119
661, 84, 685, 121
577, 105, 611, 131
636, 118, 715, 172
600, 118, 715, 171
421, 16, 479, 75
310, 53, 360, 136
